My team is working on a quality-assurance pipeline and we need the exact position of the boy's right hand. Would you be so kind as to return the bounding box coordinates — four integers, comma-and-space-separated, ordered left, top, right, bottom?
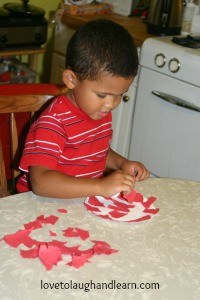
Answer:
99, 170, 135, 197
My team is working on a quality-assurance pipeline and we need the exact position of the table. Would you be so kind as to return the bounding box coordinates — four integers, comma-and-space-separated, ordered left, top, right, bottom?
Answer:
0, 178, 199, 300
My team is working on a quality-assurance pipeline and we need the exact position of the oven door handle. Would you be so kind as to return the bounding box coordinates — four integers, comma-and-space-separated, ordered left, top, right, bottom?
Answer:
152, 90, 200, 112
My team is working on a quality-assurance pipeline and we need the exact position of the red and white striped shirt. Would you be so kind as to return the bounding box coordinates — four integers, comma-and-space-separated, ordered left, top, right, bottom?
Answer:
17, 95, 113, 192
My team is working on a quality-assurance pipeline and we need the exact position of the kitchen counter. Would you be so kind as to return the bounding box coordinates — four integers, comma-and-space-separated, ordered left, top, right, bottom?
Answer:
61, 14, 152, 47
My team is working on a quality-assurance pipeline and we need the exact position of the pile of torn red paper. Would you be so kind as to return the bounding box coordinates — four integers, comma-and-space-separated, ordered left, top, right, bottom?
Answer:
85, 189, 159, 222
1, 208, 118, 270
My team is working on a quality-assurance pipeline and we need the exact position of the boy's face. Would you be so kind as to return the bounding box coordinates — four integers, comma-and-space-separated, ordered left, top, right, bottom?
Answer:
65, 72, 133, 120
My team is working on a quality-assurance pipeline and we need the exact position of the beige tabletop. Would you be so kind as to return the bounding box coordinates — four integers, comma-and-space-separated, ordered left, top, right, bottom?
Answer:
0, 178, 199, 300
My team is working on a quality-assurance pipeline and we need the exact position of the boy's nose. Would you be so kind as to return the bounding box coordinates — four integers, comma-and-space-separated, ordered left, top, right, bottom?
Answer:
104, 97, 116, 110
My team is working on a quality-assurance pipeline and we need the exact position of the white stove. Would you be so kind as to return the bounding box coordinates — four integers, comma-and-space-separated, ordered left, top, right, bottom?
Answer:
129, 36, 200, 181
140, 35, 200, 87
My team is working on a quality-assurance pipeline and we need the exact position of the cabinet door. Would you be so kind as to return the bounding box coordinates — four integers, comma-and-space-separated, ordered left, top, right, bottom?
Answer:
50, 53, 65, 84
111, 80, 137, 157
54, 24, 75, 56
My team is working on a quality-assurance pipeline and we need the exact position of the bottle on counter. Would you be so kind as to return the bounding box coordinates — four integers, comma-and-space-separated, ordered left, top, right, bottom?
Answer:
191, 0, 200, 33
181, 0, 196, 34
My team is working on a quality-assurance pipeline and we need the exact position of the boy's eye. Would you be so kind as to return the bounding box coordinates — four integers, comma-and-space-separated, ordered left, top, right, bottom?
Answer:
97, 93, 106, 98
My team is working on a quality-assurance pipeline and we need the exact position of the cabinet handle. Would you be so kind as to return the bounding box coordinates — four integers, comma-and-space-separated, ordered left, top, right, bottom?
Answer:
122, 95, 129, 102
152, 90, 200, 112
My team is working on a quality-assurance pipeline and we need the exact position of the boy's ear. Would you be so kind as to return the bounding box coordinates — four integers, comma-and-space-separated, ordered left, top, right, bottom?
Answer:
62, 70, 78, 89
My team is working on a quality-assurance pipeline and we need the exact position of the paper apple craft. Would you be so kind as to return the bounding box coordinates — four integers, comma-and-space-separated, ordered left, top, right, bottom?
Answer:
85, 190, 159, 223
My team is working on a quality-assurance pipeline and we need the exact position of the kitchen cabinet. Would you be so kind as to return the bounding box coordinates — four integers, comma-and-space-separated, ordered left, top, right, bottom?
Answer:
111, 76, 138, 157
50, 22, 139, 157
50, 23, 74, 84
50, 52, 65, 84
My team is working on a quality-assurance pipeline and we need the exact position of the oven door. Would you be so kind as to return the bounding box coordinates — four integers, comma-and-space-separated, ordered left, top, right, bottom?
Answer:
129, 67, 200, 181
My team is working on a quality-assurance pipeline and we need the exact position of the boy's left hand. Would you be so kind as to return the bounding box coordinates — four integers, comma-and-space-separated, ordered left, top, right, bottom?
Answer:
121, 160, 150, 181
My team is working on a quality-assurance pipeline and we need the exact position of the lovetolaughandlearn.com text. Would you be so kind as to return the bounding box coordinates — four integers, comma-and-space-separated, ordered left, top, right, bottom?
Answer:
40, 279, 160, 292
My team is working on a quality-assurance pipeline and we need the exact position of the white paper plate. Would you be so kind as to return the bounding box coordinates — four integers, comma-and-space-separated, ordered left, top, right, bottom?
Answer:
84, 192, 159, 223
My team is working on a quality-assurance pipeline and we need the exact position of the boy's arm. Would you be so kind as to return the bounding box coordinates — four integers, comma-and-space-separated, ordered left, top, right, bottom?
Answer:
30, 166, 101, 199
106, 148, 127, 170
29, 165, 135, 199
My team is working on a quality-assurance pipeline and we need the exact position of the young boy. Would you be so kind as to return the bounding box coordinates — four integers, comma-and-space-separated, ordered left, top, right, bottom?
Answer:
17, 19, 149, 199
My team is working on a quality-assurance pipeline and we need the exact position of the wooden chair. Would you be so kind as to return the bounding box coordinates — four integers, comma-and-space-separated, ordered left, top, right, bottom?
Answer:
0, 84, 67, 196
0, 140, 9, 197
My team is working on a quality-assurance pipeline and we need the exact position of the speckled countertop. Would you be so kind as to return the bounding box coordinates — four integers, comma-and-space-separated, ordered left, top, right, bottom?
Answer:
0, 178, 199, 300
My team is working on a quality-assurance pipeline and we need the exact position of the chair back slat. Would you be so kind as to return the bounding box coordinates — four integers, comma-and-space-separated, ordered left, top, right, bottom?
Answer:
10, 112, 20, 181
0, 85, 66, 195
0, 140, 7, 191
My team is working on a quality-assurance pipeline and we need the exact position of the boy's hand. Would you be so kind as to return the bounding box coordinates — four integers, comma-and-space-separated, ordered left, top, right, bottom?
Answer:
99, 170, 135, 197
121, 160, 150, 181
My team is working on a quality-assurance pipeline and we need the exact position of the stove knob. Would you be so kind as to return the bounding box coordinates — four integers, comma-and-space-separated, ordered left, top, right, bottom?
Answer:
168, 58, 180, 73
154, 53, 166, 68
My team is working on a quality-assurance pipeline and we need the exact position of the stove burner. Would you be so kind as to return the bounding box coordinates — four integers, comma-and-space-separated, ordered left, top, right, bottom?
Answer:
172, 35, 200, 49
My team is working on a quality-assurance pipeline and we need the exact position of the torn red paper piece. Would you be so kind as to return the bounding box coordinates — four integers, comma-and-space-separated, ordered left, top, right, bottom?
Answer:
109, 210, 127, 218
64, 245, 81, 255
57, 208, 68, 214
143, 208, 159, 214
48, 240, 68, 250
40, 215, 59, 225
36, 215, 45, 222
67, 248, 94, 269
77, 248, 94, 259
24, 219, 43, 231
48, 240, 82, 257
62, 227, 89, 240
87, 196, 105, 207
67, 241, 118, 269
22, 236, 40, 248
142, 196, 157, 208
67, 254, 90, 269
38, 243, 62, 270
48, 240, 75, 256
123, 190, 137, 203
129, 215, 151, 222
134, 193, 143, 202
84, 202, 100, 212
24, 214, 59, 231
98, 214, 111, 220
20, 246, 39, 259
91, 240, 118, 255
49, 230, 57, 237
123, 192, 144, 203
110, 200, 133, 211
91, 240, 111, 248
3, 229, 38, 248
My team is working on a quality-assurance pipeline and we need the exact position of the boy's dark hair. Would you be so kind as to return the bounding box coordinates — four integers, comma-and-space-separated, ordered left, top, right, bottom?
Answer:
66, 19, 138, 81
